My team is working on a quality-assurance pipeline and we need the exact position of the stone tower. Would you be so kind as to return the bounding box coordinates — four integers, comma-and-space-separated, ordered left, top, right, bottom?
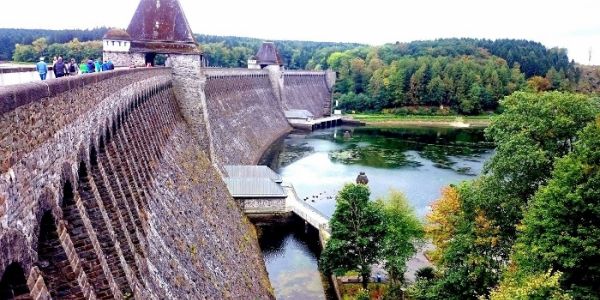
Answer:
103, 0, 212, 156
248, 42, 284, 70
102, 0, 203, 67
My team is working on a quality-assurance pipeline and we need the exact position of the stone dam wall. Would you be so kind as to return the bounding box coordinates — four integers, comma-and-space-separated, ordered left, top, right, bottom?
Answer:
283, 71, 334, 118
0, 68, 272, 299
202, 69, 292, 165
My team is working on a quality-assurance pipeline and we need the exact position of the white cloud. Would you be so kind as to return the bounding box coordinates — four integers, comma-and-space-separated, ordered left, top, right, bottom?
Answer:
1, 0, 598, 64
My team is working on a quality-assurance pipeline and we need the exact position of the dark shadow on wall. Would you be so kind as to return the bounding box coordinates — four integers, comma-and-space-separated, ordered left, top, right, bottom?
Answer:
0, 262, 30, 299
37, 211, 85, 298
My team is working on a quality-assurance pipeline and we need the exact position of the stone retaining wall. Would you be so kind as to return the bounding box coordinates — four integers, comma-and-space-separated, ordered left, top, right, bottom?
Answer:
0, 68, 273, 299
203, 73, 292, 165
283, 72, 333, 117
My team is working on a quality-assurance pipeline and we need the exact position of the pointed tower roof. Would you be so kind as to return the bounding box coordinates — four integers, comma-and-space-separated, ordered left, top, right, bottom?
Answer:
126, 0, 200, 54
256, 42, 283, 67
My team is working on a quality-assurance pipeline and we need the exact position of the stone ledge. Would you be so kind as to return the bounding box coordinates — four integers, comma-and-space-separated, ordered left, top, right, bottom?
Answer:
0, 67, 170, 115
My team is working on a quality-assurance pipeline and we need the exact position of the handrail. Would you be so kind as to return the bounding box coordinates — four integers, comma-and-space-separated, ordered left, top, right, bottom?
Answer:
283, 182, 330, 230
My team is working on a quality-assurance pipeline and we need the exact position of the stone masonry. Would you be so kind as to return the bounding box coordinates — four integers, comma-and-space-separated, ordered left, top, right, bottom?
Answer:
0, 69, 273, 299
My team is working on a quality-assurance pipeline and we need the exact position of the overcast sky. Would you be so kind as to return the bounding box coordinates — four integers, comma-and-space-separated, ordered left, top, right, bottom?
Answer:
1, 0, 599, 64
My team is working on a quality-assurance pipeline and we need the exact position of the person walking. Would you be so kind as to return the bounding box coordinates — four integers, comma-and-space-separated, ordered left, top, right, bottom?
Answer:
94, 58, 102, 72
79, 60, 88, 74
107, 60, 114, 70
87, 58, 95, 73
36, 57, 48, 80
53, 56, 67, 78
101, 60, 110, 71
67, 58, 78, 76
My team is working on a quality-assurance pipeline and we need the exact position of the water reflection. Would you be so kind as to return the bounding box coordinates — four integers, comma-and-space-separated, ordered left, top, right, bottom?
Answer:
255, 216, 335, 300
256, 125, 494, 299
267, 126, 493, 217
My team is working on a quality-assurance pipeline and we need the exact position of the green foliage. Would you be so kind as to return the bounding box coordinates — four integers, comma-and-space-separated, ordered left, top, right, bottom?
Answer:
0, 28, 108, 60
12, 44, 38, 62
377, 190, 424, 283
415, 267, 436, 281
355, 289, 370, 300
382, 284, 405, 300
413, 92, 599, 299
12, 38, 102, 63
333, 55, 525, 114
319, 184, 385, 289
508, 121, 600, 299
491, 271, 572, 300
196, 34, 361, 70
485, 91, 599, 199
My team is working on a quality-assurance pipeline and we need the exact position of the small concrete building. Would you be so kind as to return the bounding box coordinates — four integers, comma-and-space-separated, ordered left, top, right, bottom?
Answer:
223, 165, 288, 215
103, 29, 131, 56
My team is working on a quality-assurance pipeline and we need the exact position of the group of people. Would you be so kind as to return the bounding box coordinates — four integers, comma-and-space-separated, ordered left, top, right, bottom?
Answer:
35, 56, 115, 80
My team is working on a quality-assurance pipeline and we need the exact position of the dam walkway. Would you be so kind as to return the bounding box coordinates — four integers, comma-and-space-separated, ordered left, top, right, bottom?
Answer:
282, 183, 331, 239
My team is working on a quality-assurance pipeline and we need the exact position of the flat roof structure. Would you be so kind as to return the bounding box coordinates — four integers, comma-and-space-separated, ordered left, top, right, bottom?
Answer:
224, 178, 286, 198
224, 165, 283, 183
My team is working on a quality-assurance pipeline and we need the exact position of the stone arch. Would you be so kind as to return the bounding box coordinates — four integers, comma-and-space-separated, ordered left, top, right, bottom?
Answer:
111, 113, 118, 135
0, 230, 33, 285
76, 143, 89, 176
58, 162, 76, 210
36, 211, 84, 298
104, 119, 112, 145
30, 186, 60, 258
0, 262, 30, 299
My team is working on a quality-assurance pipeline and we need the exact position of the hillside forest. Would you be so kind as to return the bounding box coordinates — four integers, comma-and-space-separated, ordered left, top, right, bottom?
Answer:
2, 28, 599, 115
2, 28, 600, 300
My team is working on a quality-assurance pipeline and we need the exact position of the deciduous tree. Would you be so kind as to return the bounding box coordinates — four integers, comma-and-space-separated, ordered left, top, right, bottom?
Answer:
319, 183, 385, 289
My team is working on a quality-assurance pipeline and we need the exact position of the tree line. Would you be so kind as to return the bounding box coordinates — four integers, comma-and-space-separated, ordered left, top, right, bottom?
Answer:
320, 92, 600, 299
196, 34, 361, 70
12, 37, 102, 64
328, 39, 588, 115
411, 91, 600, 299
0, 28, 107, 61
4, 29, 597, 115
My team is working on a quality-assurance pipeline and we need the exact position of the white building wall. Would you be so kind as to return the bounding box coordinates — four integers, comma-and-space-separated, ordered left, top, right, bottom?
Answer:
103, 39, 131, 53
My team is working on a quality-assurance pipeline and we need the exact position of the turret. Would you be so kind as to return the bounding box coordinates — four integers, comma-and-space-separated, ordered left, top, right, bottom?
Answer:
249, 42, 284, 70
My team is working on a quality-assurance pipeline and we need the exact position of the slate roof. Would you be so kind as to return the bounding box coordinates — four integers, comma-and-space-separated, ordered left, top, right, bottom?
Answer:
103, 28, 131, 41
126, 0, 200, 54
284, 109, 314, 119
255, 42, 283, 66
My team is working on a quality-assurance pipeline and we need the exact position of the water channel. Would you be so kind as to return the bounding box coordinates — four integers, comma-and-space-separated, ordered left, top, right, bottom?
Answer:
255, 125, 494, 300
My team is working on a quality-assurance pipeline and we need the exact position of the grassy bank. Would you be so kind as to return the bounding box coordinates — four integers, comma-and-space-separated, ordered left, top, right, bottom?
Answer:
349, 113, 493, 127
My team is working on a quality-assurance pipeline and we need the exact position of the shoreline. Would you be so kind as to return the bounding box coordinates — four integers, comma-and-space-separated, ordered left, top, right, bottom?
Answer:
347, 114, 492, 128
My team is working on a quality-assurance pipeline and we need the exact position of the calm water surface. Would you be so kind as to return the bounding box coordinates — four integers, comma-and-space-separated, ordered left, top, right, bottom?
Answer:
257, 126, 494, 299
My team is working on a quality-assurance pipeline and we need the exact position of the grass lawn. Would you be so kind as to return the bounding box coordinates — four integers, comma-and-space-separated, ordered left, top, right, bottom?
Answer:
349, 113, 493, 127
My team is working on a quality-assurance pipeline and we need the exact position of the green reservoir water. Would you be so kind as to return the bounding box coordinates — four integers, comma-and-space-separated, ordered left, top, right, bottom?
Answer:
256, 126, 494, 300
